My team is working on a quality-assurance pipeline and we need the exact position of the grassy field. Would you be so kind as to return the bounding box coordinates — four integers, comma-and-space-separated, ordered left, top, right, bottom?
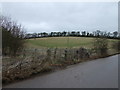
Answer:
25, 37, 118, 49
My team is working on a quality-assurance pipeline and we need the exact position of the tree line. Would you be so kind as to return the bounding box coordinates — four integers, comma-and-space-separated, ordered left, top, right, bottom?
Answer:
1, 15, 120, 57
25, 30, 120, 39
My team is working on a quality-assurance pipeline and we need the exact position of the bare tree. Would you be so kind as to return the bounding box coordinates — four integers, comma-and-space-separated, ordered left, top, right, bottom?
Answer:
0, 16, 26, 56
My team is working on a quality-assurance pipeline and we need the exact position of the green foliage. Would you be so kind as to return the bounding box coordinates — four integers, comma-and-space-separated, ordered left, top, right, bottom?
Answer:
26, 37, 93, 48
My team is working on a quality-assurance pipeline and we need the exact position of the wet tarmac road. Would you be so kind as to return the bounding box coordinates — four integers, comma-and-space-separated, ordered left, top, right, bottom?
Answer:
4, 55, 118, 88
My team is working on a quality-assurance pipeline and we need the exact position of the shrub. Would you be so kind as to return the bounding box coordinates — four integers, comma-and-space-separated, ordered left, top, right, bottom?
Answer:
77, 47, 90, 59
93, 37, 108, 56
112, 40, 120, 52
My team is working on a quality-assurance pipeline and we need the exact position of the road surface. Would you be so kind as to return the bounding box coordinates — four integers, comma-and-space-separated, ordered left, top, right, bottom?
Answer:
3, 55, 118, 88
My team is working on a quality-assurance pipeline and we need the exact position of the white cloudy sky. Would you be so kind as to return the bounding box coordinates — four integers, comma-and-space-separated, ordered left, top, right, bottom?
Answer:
1, 2, 118, 33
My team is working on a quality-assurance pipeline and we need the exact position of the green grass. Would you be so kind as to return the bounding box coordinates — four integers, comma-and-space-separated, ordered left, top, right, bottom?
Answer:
25, 37, 94, 48
25, 37, 119, 49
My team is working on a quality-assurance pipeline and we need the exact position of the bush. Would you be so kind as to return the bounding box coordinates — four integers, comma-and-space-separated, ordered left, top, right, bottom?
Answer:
93, 37, 108, 56
112, 40, 120, 52
76, 47, 90, 59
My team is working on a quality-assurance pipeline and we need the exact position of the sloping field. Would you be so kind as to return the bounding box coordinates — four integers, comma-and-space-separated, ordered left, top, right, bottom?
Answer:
25, 37, 94, 48
25, 37, 118, 49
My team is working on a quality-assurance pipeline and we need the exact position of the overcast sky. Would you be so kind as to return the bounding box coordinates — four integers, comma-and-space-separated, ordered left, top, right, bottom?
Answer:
1, 2, 118, 33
